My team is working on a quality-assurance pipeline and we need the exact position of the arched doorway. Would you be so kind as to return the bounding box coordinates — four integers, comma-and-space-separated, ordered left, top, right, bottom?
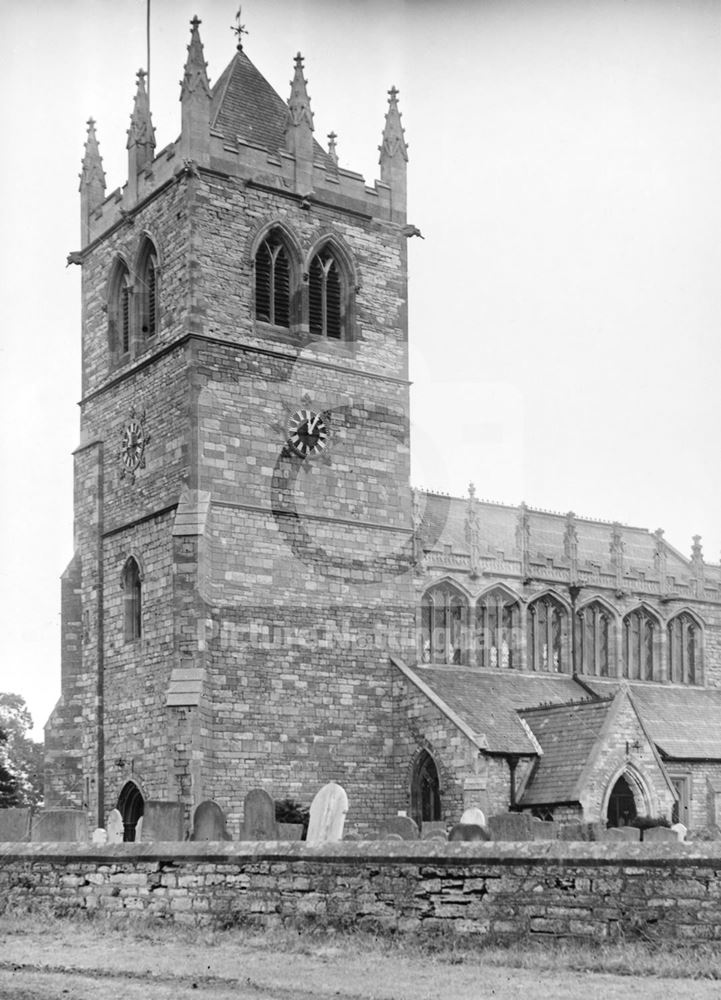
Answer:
606, 774, 637, 828
117, 781, 144, 842
411, 750, 441, 829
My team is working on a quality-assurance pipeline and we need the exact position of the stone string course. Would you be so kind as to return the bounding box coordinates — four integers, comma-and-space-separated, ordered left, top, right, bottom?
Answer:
3, 842, 721, 941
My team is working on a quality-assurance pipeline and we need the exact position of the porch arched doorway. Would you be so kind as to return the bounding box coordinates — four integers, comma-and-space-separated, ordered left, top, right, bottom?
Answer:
117, 781, 144, 842
411, 750, 441, 829
606, 774, 637, 828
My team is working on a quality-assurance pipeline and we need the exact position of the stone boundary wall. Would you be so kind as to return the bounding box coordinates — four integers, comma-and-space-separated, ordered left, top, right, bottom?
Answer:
2, 841, 720, 941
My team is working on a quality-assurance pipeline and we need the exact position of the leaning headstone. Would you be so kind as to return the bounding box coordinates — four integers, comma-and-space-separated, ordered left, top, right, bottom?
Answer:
671, 822, 687, 842
141, 801, 184, 842
379, 816, 419, 840
643, 826, 677, 843
460, 807, 486, 828
106, 809, 124, 844
241, 789, 278, 840
91, 827, 108, 845
31, 809, 88, 843
601, 826, 641, 842
487, 812, 534, 841
192, 800, 232, 841
0, 807, 31, 842
306, 781, 348, 844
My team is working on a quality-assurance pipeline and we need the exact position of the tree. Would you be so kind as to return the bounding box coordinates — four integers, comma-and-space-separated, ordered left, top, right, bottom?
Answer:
0, 693, 44, 809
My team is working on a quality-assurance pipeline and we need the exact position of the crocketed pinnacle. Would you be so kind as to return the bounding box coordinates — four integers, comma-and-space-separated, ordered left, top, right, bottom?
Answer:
127, 69, 156, 153
79, 118, 106, 194
181, 15, 211, 101
287, 52, 314, 131
379, 85, 408, 165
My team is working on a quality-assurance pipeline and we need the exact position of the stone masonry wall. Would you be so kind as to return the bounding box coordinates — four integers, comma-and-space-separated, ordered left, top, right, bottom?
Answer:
3, 842, 721, 943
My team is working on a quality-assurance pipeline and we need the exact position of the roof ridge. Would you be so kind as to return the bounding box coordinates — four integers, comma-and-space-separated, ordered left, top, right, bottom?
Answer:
518, 696, 612, 714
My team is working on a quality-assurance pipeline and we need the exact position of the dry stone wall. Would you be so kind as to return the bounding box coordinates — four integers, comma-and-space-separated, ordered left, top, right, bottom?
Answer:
3, 842, 721, 942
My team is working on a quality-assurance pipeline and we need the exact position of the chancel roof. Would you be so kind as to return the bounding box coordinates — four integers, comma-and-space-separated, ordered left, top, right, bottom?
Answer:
586, 679, 721, 760
210, 50, 333, 167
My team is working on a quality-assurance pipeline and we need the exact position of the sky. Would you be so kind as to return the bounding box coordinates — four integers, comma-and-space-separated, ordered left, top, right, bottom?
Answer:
1, 0, 720, 738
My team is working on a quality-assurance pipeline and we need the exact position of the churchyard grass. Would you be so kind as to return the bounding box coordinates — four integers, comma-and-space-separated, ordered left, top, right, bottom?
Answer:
2, 912, 721, 999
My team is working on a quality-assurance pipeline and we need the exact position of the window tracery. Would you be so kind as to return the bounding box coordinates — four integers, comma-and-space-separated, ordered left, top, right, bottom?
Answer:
255, 231, 291, 328
421, 583, 468, 665
577, 601, 613, 677
667, 612, 701, 685
528, 593, 568, 673
475, 588, 520, 669
622, 607, 658, 681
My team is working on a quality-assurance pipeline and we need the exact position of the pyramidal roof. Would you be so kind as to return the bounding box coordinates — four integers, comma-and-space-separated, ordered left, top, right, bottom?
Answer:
210, 49, 333, 168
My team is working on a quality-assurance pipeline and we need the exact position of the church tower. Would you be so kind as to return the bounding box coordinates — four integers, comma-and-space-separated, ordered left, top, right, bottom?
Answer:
45, 16, 416, 832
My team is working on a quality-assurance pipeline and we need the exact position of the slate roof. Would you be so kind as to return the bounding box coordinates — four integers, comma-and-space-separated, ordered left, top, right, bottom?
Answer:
586, 679, 721, 760
419, 491, 705, 579
518, 699, 615, 805
408, 665, 590, 754
210, 50, 333, 167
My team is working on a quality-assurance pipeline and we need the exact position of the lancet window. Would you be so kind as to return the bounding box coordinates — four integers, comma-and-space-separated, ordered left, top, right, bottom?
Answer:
622, 607, 658, 681
475, 588, 520, 669
421, 584, 468, 665
138, 239, 159, 338
667, 613, 701, 685
109, 260, 132, 358
255, 231, 291, 328
122, 557, 142, 641
527, 594, 568, 673
577, 601, 613, 677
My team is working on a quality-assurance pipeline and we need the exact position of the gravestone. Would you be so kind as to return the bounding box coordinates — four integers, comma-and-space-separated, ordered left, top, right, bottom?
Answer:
0, 807, 31, 842
449, 822, 489, 842
277, 822, 303, 841
643, 826, 677, 843
306, 781, 348, 844
671, 822, 687, 842
141, 801, 183, 842
106, 809, 124, 844
379, 816, 419, 840
192, 800, 231, 841
459, 807, 486, 828
91, 827, 108, 845
383, 832, 403, 841
421, 828, 448, 842
31, 809, 88, 843
531, 818, 558, 841
134, 816, 143, 842
241, 789, 278, 840
487, 812, 534, 841
601, 826, 640, 842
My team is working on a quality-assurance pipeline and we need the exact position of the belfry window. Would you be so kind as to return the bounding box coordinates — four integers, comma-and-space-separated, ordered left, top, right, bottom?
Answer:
622, 607, 658, 681
528, 594, 568, 673
577, 601, 613, 677
667, 613, 701, 685
109, 260, 132, 358
138, 240, 159, 338
309, 245, 343, 339
255, 233, 291, 328
475, 588, 520, 669
122, 557, 142, 641
420, 584, 468, 665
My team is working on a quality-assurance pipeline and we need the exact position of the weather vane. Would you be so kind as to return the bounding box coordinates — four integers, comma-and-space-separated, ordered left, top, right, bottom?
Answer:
231, 7, 248, 50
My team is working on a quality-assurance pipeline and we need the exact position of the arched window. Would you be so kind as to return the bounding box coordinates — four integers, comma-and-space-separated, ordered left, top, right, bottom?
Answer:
667, 613, 701, 685
475, 588, 520, 669
410, 750, 441, 829
255, 231, 291, 328
308, 245, 344, 339
622, 607, 658, 681
528, 593, 568, 673
137, 239, 159, 338
122, 557, 142, 641
108, 260, 132, 358
577, 601, 614, 677
420, 583, 468, 665
117, 781, 144, 842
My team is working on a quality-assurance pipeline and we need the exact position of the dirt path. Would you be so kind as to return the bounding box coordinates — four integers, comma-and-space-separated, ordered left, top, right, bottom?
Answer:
0, 920, 718, 1000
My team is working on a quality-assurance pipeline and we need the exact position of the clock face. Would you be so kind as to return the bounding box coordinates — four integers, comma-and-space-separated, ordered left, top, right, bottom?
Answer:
121, 419, 146, 473
287, 408, 328, 458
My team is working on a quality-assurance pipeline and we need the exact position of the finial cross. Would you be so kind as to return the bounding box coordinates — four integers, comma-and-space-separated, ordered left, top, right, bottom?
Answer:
388, 85, 399, 103
231, 7, 248, 50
